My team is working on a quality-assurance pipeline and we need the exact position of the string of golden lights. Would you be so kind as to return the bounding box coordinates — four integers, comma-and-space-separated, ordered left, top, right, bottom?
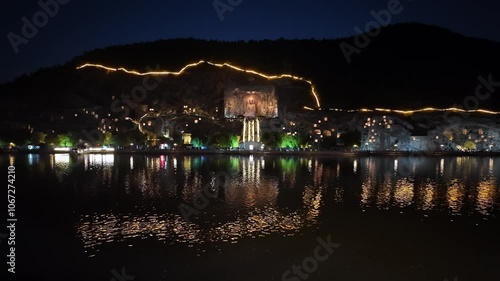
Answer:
316, 107, 500, 115
371, 107, 500, 115
76, 61, 321, 107
76, 62, 500, 115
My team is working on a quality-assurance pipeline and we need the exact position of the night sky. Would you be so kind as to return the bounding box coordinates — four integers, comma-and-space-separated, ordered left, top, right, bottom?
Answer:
1, 0, 499, 84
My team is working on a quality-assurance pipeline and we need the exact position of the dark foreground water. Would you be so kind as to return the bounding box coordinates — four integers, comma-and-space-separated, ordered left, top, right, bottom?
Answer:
4, 154, 500, 281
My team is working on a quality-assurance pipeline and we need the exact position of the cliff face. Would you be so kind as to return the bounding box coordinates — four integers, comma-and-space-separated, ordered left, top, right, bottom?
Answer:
73, 63, 315, 115
1, 23, 500, 118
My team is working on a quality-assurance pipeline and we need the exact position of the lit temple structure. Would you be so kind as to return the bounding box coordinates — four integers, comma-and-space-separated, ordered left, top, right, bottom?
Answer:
225, 85, 277, 150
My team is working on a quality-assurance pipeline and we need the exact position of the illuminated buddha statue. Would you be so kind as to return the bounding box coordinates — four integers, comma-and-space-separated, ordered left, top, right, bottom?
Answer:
244, 95, 258, 117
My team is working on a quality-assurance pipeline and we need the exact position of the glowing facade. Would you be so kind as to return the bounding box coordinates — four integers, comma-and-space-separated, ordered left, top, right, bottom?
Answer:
224, 86, 278, 118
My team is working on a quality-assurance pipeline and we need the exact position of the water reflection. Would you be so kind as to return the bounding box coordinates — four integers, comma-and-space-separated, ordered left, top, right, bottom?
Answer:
356, 157, 499, 215
23, 154, 500, 217
69, 155, 328, 256
12, 154, 500, 256
77, 206, 315, 257
394, 178, 414, 208
375, 172, 392, 207
476, 179, 496, 216
226, 157, 277, 209
418, 181, 437, 211
54, 154, 71, 173
27, 154, 39, 166
447, 179, 465, 214
88, 154, 114, 166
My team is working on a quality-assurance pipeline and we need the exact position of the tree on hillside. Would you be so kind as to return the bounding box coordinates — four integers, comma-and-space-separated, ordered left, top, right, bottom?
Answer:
103, 132, 113, 146
30, 132, 47, 144
58, 134, 74, 147
464, 141, 476, 151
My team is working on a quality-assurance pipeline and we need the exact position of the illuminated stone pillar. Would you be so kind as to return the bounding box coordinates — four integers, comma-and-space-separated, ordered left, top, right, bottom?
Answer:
251, 119, 255, 142
243, 118, 247, 142
256, 119, 260, 142
242, 118, 261, 145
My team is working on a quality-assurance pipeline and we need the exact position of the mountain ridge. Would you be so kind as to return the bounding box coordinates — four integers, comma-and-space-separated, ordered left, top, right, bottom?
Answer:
2, 22, 499, 113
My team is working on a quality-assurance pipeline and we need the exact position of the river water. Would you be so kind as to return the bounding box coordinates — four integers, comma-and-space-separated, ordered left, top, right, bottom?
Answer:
5, 154, 500, 280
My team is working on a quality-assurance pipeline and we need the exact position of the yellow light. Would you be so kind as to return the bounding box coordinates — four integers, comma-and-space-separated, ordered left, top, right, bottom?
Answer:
476, 109, 498, 114
372, 107, 500, 115
77, 61, 321, 108
243, 118, 247, 142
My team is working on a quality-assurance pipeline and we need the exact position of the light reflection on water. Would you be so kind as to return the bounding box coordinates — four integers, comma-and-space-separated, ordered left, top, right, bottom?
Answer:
27, 153, 39, 166
477, 179, 496, 216
53, 154, 71, 173
418, 181, 436, 211
77, 207, 314, 256
16, 154, 500, 256
357, 157, 499, 215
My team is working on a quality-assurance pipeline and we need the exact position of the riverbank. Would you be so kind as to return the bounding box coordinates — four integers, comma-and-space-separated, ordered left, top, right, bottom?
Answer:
3, 148, 500, 157
113, 149, 500, 157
